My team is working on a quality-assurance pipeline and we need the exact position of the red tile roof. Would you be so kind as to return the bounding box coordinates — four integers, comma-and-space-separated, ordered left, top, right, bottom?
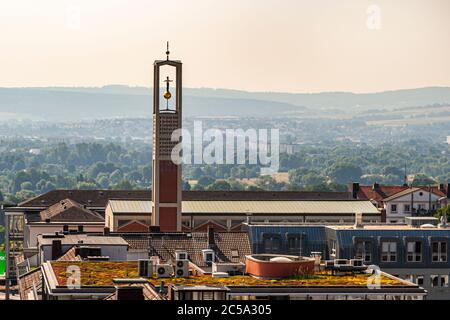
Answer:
357, 186, 409, 203
355, 185, 446, 205
39, 198, 104, 222
117, 220, 149, 233
119, 235, 149, 250
18, 268, 42, 300
148, 231, 251, 268
57, 247, 82, 262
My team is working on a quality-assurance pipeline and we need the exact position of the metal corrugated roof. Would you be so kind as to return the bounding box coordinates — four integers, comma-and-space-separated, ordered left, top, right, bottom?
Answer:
181, 200, 379, 215
108, 200, 152, 213
106, 199, 379, 215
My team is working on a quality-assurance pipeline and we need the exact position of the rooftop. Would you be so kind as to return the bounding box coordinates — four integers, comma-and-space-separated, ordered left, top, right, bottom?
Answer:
17, 189, 352, 209
56, 247, 82, 261
355, 185, 446, 203
382, 187, 440, 201
148, 231, 251, 268
37, 234, 129, 247
182, 200, 379, 215
107, 199, 152, 214
39, 198, 104, 223
48, 261, 408, 288
18, 268, 42, 300
327, 224, 450, 231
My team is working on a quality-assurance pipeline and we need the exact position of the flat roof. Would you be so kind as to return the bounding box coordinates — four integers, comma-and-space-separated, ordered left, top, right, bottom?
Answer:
37, 234, 129, 246
48, 261, 411, 288
327, 224, 450, 231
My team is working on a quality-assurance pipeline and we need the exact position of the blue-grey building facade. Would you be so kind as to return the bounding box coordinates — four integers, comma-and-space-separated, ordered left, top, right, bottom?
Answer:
247, 224, 450, 299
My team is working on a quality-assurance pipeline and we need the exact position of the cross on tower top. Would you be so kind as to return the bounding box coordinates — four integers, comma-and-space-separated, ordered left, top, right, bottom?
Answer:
166, 41, 170, 60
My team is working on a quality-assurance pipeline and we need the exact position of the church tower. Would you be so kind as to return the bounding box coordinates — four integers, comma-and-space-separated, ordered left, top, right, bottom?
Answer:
151, 43, 182, 231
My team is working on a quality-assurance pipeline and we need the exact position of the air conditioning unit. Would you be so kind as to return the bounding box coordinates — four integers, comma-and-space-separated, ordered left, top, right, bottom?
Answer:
324, 260, 335, 268
175, 250, 188, 261
350, 259, 364, 267
156, 264, 173, 278
211, 262, 245, 275
138, 259, 153, 277
212, 272, 229, 278
334, 259, 349, 266
175, 260, 189, 277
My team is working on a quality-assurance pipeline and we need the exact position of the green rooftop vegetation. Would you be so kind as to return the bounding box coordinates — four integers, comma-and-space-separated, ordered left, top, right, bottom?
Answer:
51, 261, 406, 287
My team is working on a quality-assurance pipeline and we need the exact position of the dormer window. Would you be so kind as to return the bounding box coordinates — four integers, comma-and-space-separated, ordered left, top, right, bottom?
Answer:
202, 249, 214, 264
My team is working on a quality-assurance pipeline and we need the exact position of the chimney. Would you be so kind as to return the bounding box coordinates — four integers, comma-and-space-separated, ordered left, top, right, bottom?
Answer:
354, 212, 363, 229
51, 240, 62, 260
115, 286, 144, 300
351, 183, 359, 199
380, 208, 386, 223
207, 226, 215, 248
372, 182, 380, 191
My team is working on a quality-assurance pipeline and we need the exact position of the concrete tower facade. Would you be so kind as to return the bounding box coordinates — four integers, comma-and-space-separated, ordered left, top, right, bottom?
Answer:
151, 45, 182, 231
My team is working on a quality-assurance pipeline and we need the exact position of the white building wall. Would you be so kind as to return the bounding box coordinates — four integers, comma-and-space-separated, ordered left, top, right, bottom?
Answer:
27, 224, 104, 248
385, 190, 440, 223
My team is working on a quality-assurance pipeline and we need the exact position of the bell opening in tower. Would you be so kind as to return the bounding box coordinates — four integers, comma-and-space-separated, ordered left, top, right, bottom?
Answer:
159, 65, 178, 113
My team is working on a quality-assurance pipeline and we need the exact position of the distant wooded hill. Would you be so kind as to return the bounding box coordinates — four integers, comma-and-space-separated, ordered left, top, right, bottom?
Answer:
0, 86, 449, 120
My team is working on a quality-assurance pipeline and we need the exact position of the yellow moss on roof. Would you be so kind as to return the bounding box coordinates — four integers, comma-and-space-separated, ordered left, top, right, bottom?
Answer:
50, 261, 405, 287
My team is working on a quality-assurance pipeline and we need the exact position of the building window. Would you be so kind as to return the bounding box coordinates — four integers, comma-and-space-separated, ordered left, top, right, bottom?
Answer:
407, 241, 422, 262
430, 275, 448, 288
381, 241, 397, 262
205, 253, 214, 262
391, 204, 397, 213
404, 275, 414, 283
355, 241, 372, 262
431, 241, 447, 262
202, 291, 214, 300
287, 235, 302, 253
263, 235, 281, 253
404, 204, 411, 213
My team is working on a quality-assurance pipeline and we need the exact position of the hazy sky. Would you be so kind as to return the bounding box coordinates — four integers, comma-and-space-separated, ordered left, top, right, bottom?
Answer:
1, 0, 449, 93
